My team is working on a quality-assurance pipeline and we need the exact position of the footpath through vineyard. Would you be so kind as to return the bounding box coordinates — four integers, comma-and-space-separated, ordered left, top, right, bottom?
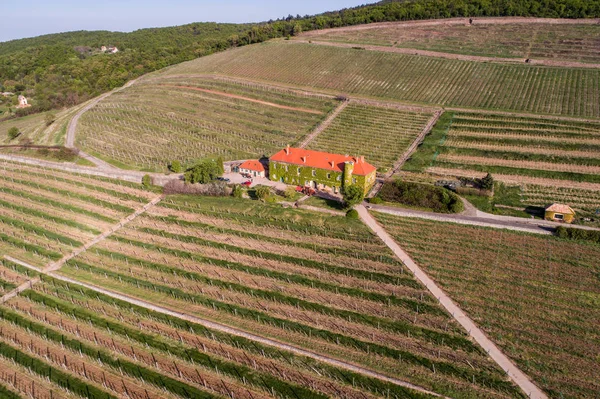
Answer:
356, 205, 548, 399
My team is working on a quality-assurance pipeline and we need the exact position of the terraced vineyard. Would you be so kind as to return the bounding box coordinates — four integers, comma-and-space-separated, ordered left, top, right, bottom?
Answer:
44, 195, 520, 399
307, 103, 433, 171
76, 77, 337, 171
0, 159, 158, 268
299, 21, 600, 63
372, 213, 600, 399
161, 41, 600, 118
404, 111, 600, 213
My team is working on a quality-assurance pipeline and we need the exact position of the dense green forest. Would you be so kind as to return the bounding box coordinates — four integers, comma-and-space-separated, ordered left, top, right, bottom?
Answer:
1, 0, 599, 118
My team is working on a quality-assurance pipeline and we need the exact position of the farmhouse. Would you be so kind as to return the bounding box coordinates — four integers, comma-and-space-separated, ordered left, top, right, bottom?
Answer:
238, 160, 266, 178
545, 203, 576, 223
269, 146, 376, 195
16, 95, 31, 108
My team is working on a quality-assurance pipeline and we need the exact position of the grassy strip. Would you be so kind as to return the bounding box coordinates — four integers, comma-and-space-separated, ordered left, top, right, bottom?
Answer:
158, 201, 376, 243
1, 259, 41, 278
0, 383, 22, 399
110, 234, 421, 289
0, 276, 17, 292
0, 175, 133, 214
0, 341, 116, 399
0, 186, 116, 223
0, 232, 61, 261
0, 198, 100, 235
402, 112, 454, 173
62, 260, 521, 392
92, 248, 451, 342
444, 135, 600, 153
150, 215, 398, 264
0, 307, 219, 399
22, 290, 328, 399
42, 278, 440, 399
440, 146, 600, 167
434, 161, 600, 184
98, 244, 439, 315
0, 214, 82, 247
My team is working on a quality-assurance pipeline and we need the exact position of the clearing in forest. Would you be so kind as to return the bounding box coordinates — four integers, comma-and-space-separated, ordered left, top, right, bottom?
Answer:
307, 103, 433, 172
160, 41, 600, 118
53, 195, 522, 399
299, 21, 600, 64
372, 213, 600, 399
76, 77, 337, 171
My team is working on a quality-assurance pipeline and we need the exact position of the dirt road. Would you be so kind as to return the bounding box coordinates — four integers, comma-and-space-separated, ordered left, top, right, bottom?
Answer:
294, 40, 600, 69
356, 204, 549, 399
161, 85, 324, 114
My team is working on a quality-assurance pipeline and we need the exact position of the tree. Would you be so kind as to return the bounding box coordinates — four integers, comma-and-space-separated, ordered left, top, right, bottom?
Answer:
184, 159, 220, 184
44, 113, 56, 126
7, 127, 20, 140
480, 173, 495, 190
142, 174, 152, 188
216, 157, 224, 175
255, 185, 271, 201
342, 184, 364, 209
284, 186, 297, 199
232, 184, 244, 198
169, 160, 182, 173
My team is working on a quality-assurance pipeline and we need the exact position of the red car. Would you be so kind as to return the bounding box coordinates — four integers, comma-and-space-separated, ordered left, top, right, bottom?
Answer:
242, 181, 252, 187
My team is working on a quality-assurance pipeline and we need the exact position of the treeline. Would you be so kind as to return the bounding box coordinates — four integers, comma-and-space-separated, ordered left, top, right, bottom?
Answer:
2, 0, 599, 116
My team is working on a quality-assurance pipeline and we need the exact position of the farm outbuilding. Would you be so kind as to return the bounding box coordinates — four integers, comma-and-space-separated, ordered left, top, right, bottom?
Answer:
545, 203, 576, 223
238, 160, 266, 178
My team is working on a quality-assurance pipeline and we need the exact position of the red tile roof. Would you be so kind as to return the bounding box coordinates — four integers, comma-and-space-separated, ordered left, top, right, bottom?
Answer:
270, 147, 376, 176
239, 160, 265, 172
545, 203, 575, 214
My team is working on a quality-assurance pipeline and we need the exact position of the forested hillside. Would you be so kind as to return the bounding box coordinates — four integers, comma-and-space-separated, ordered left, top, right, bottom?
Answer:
1, 0, 598, 117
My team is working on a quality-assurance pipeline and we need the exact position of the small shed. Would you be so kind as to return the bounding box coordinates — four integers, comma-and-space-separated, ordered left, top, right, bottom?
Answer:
239, 160, 265, 178
545, 204, 575, 223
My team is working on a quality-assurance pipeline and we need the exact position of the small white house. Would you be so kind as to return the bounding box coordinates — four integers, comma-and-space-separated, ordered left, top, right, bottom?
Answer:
17, 95, 31, 108
239, 160, 265, 178
108, 46, 119, 54
100, 46, 107, 52
1, 92, 14, 97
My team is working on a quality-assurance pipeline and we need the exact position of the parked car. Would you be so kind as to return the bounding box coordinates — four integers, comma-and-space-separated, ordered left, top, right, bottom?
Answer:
216, 177, 230, 182
242, 181, 252, 187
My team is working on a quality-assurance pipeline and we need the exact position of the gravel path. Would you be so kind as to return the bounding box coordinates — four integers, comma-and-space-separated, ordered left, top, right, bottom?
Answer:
299, 100, 349, 148
356, 204, 549, 399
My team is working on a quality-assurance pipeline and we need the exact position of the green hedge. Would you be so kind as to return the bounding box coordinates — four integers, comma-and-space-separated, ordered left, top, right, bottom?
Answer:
555, 227, 600, 244
378, 181, 464, 214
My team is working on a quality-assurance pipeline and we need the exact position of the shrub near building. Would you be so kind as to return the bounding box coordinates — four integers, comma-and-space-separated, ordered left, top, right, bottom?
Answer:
376, 180, 464, 213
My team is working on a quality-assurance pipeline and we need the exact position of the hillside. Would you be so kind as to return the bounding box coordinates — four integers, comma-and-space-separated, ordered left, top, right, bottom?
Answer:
1, 0, 599, 117
152, 40, 600, 118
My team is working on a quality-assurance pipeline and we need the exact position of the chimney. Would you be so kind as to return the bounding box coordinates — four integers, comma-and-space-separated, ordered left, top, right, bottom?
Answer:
301, 156, 306, 163
330, 161, 335, 168
285, 145, 290, 155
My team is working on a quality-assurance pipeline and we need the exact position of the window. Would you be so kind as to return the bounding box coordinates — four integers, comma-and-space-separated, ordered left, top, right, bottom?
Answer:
312, 170, 316, 177
273, 175, 277, 180
337, 175, 341, 181
297, 168, 301, 174
285, 165, 289, 172
352, 178, 357, 184
327, 173, 331, 179
554, 214, 564, 220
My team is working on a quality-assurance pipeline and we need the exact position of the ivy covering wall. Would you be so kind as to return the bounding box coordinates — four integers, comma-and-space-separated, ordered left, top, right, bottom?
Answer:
269, 161, 375, 194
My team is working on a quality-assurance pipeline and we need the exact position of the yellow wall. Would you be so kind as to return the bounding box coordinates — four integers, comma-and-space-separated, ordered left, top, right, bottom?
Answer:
545, 211, 575, 223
